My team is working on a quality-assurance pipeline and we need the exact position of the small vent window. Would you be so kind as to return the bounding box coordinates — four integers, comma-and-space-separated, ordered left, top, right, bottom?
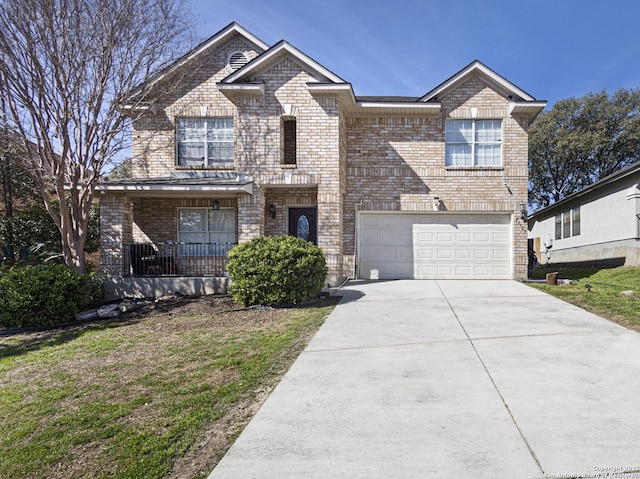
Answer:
228, 51, 249, 71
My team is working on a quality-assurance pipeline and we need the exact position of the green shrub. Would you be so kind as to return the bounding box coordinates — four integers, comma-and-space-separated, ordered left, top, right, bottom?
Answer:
0, 263, 90, 328
227, 235, 328, 307
85, 272, 105, 306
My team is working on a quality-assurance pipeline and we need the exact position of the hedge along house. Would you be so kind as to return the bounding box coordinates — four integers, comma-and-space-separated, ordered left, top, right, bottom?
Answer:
98, 22, 546, 299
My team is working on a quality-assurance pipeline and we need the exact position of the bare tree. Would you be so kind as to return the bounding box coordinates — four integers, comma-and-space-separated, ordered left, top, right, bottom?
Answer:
0, 0, 194, 273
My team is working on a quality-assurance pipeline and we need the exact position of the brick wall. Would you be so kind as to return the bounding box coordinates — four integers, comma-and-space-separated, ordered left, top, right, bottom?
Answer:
131, 197, 238, 243
343, 74, 530, 278
131, 37, 261, 178
115, 41, 532, 282
100, 193, 132, 276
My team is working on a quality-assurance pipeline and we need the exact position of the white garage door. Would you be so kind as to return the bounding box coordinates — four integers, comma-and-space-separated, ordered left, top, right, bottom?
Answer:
358, 213, 512, 279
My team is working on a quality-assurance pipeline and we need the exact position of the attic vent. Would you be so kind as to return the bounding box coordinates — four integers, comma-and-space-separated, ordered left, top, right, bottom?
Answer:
228, 51, 249, 71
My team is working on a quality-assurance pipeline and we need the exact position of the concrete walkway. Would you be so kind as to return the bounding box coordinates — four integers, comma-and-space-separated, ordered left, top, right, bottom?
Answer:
209, 280, 640, 479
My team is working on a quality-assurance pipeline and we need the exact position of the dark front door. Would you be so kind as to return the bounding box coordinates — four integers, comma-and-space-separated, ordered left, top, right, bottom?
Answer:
288, 207, 317, 245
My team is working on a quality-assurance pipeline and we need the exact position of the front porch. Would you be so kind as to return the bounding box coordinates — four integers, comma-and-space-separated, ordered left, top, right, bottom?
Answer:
125, 242, 235, 277
103, 240, 237, 300
98, 173, 253, 299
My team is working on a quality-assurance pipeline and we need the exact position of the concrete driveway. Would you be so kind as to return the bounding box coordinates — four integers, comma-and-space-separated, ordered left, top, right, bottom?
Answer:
209, 280, 640, 479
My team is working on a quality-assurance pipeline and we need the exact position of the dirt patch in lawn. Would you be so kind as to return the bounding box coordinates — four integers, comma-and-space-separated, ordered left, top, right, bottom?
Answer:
0, 294, 331, 479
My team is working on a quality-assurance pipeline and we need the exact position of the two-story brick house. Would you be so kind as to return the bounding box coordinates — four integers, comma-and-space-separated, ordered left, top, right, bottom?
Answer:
98, 22, 546, 298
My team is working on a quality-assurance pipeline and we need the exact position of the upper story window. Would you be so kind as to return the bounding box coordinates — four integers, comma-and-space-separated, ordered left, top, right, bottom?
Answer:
282, 118, 297, 165
176, 118, 234, 167
445, 119, 502, 166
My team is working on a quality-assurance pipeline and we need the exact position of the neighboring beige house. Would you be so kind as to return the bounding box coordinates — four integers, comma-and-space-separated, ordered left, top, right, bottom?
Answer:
528, 162, 640, 267
98, 22, 546, 298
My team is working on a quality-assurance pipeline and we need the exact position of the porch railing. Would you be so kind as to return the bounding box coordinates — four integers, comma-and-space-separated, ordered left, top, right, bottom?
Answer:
124, 242, 236, 277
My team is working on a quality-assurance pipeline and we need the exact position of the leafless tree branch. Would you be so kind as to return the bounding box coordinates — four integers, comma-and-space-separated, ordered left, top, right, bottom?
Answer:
0, 0, 195, 272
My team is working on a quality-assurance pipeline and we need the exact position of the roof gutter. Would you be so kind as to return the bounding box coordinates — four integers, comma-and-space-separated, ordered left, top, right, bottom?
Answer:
96, 183, 253, 196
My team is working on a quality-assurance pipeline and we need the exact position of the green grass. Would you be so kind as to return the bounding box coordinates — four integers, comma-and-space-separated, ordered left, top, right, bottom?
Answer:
0, 299, 337, 479
528, 266, 640, 329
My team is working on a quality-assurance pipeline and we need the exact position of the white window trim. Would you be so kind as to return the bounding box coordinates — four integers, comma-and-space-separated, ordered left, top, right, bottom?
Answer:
176, 118, 234, 167
445, 119, 502, 167
555, 206, 581, 240
176, 207, 236, 256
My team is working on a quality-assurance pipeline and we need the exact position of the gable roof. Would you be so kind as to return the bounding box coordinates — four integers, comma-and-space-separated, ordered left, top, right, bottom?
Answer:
420, 60, 535, 102
122, 22, 269, 107
529, 161, 640, 221
220, 40, 346, 85
123, 24, 545, 122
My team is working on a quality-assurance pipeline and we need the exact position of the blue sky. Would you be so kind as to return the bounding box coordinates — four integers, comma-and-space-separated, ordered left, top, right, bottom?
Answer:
189, 0, 640, 108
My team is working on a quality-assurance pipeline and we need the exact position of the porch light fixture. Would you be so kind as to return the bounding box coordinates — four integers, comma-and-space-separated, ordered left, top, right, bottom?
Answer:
212, 199, 220, 210
520, 202, 527, 221
269, 202, 276, 219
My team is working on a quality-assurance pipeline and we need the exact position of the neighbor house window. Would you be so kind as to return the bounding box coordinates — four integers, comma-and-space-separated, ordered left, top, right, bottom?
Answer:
572, 206, 581, 236
282, 118, 297, 165
176, 118, 234, 166
177, 208, 236, 256
555, 206, 581, 240
445, 119, 502, 166
555, 213, 562, 240
563, 210, 571, 238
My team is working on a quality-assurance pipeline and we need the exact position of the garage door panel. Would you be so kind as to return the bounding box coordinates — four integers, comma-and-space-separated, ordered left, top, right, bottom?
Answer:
416, 231, 435, 243
415, 265, 436, 277
494, 250, 509, 260
416, 249, 434, 259
359, 213, 511, 280
474, 250, 490, 260
436, 265, 454, 277
454, 265, 472, 276
360, 215, 380, 228
456, 232, 472, 243
437, 232, 453, 243
360, 245, 383, 260
456, 249, 472, 260
493, 232, 509, 243
439, 249, 456, 260
378, 231, 410, 245
360, 231, 382, 246
473, 265, 491, 278
474, 232, 491, 243
492, 266, 510, 276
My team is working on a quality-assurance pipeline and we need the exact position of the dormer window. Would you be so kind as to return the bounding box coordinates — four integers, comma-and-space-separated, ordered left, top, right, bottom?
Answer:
228, 51, 249, 71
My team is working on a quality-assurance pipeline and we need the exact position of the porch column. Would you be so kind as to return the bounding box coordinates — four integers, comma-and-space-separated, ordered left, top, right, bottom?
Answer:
237, 187, 265, 243
99, 193, 132, 276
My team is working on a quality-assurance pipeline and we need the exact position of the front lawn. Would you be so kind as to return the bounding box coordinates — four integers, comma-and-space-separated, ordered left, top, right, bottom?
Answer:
528, 266, 640, 331
0, 296, 337, 479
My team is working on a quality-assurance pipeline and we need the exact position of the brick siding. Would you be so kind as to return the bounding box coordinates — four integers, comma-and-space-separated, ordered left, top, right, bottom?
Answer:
101, 36, 534, 283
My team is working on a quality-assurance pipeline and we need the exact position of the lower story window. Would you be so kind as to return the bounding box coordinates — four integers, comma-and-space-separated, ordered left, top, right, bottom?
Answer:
177, 208, 236, 256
